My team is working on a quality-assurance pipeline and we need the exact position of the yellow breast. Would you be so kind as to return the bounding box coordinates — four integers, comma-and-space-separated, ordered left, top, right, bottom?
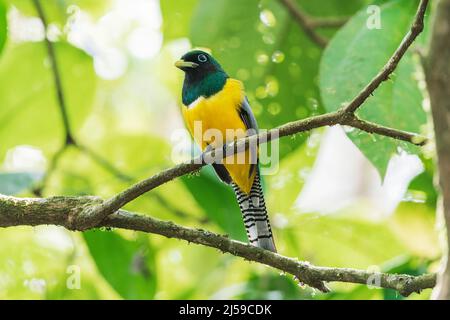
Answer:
182, 78, 256, 193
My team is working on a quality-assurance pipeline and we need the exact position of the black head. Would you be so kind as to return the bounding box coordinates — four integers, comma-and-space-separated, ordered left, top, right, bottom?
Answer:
175, 50, 229, 106
175, 50, 225, 79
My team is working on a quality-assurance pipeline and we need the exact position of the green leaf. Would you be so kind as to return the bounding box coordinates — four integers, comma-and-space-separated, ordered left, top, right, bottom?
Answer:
83, 230, 157, 299
0, 42, 96, 159
181, 166, 246, 241
0, 226, 119, 299
319, 0, 427, 177
0, 0, 6, 56
190, 0, 366, 157
0, 172, 41, 195
160, 0, 198, 41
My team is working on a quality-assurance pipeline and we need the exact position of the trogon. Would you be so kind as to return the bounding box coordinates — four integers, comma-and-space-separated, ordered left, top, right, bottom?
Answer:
175, 50, 276, 252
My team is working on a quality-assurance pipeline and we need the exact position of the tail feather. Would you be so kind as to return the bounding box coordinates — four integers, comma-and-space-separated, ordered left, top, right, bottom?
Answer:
232, 172, 276, 252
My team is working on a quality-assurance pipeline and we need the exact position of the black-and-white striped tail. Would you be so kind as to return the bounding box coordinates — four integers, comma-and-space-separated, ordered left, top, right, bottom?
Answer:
232, 171, 276, 252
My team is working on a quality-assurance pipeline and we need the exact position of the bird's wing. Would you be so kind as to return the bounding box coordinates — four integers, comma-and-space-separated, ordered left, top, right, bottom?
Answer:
238, 97, 259, 133
212, 162, 232, 184
211, 97, 259, 184
237, 97, 259, 178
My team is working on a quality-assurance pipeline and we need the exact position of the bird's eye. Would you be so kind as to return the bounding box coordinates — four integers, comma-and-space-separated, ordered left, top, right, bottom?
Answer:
198, 54, 208, 63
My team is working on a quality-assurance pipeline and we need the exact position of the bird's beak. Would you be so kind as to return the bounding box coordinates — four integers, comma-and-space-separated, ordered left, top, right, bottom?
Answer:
175, 60, 199, 69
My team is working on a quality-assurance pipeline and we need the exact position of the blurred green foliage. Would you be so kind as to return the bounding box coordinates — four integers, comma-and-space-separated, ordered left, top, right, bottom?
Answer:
0, 0, 438, 300
0, 0, 6, 54
5, 0, 111, 24
0, 43, 96, 157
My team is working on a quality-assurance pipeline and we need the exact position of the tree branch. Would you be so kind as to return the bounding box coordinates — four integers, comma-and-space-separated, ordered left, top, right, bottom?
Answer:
0, 194, 436, 296
424, 0, 450, 300
78, 0, 429, 228
81, 112, 426, 228
341, 115, 427, 145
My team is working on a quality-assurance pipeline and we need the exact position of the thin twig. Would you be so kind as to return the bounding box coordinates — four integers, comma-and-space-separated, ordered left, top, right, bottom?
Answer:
342, 116, 427, 145
32, 0, 75, 145
278, 0, 329, 48
309, 16, 348, 28
342, 0, 429, 113
0, 194, 436, 296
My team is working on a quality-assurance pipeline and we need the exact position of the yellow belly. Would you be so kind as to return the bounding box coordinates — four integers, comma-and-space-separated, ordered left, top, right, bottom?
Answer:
182, 78, 256, 193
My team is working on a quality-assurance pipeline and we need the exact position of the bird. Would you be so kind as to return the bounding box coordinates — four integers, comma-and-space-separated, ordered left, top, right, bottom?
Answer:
175, 49, 277, 252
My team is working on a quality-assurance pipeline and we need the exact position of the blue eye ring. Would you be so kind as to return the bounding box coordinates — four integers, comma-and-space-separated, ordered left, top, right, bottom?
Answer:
198, 54, 208, 62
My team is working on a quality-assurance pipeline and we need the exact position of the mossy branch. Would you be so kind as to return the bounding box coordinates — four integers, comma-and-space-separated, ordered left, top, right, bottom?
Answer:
0, 194, 436, 296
